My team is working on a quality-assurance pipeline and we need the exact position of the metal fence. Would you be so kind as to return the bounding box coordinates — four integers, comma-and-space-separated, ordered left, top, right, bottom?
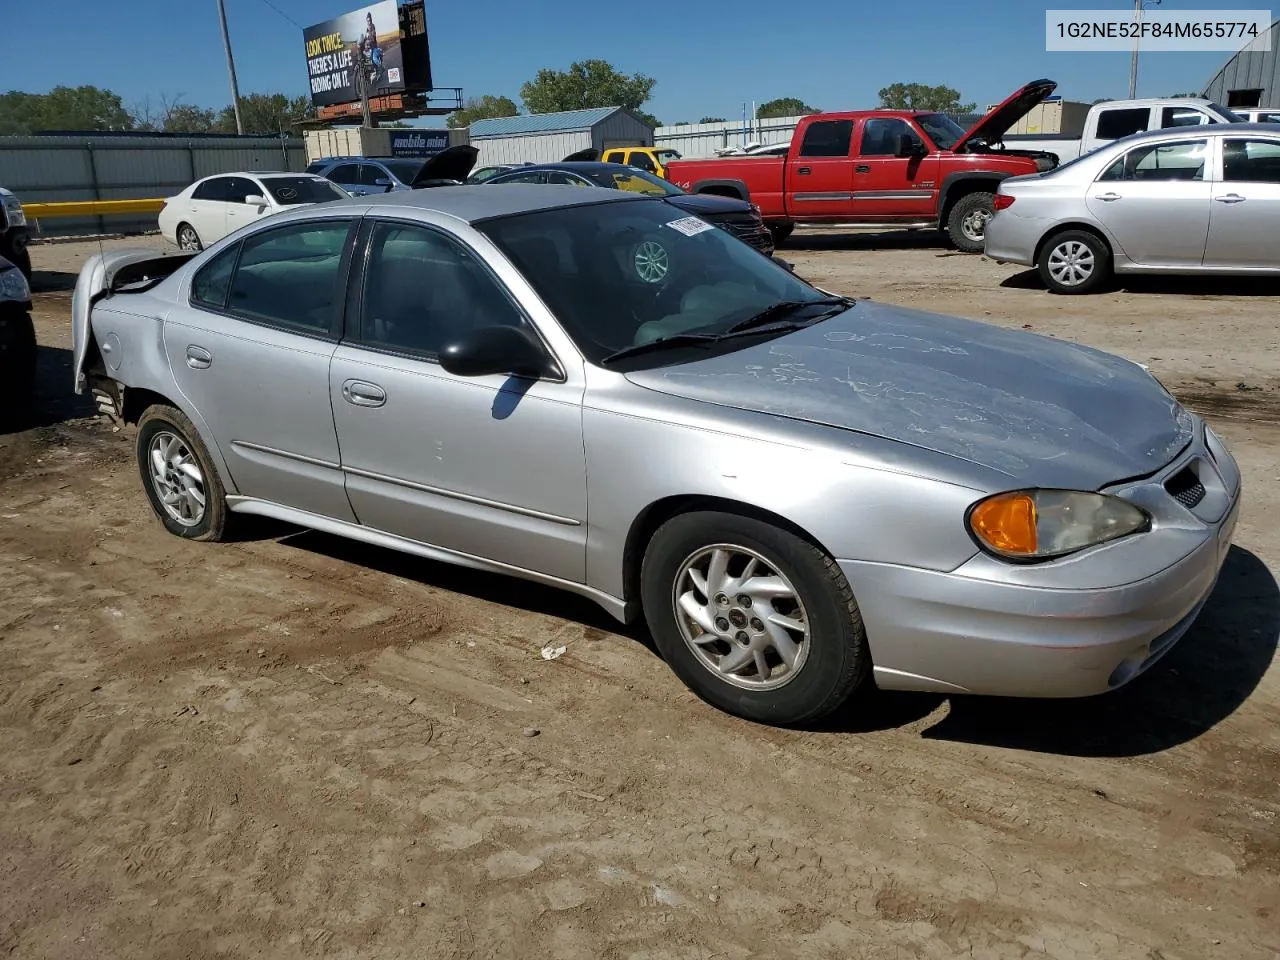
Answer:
0, 133, 306, 237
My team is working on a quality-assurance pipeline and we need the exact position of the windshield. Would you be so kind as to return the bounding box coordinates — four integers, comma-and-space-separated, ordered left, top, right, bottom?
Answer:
590, 167, 685, 196
656, 149, 682, 163
478, 199, 835, 368
264, 176, 348, 204
915, 113, 967, 150
1207, 102, 1246, 122
382, 159, 426, 182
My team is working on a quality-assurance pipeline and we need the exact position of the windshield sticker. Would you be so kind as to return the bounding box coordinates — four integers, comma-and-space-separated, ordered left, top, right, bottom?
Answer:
664, 216, 715, 237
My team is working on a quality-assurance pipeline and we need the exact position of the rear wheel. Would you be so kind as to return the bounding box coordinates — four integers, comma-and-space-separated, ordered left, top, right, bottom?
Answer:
641, 511, 870, 725
1037, 229, 1111, 295
946, 191, 995, 252
136, 405, 228, 541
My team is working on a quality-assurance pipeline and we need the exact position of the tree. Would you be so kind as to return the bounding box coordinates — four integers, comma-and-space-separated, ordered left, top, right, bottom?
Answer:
446, 94, 518, 129
131, 93, 217, 133
520, 59, 658, 126
0, 85, 134, 134
877, 83, 976, 113
216, 93, 313, 134
1167, 91, 1200, 98
699, 116, 726, 123
1092, 97, 1114, 104
756, 98, 819, 119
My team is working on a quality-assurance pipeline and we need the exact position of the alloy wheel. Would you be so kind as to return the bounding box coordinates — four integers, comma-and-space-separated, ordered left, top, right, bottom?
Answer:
148, 431, 206, 527
672, 544, 811, 691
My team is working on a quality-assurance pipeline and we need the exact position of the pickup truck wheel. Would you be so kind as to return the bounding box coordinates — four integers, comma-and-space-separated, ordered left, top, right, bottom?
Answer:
768, 223, 794, 246
136, 405, 228, 541
1037, 230, 1111, 295
946, 192, 995, 252
641, 510, 870, 725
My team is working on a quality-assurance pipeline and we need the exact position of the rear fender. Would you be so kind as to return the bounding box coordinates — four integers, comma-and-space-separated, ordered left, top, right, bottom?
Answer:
72, 248, 194, 394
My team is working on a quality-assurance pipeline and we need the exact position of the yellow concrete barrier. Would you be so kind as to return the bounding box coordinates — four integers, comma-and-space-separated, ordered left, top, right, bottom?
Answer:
24, 198, 166, 219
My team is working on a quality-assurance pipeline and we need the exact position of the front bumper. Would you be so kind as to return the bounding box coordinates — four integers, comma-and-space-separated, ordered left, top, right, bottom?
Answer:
843, 424, 1242, 698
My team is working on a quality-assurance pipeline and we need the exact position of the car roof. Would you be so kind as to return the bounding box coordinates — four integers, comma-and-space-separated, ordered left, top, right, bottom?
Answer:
499, 162, 632, 174
351, 183, 646, 222
1109, 121, 1280, 147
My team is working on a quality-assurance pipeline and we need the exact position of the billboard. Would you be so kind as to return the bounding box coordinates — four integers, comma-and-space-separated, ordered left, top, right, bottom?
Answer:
389, 130, 450, 157
303, 1, 432, 109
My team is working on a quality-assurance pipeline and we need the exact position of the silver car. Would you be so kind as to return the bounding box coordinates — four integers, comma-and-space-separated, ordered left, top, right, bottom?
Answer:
985, 123, 1280, 294
72, 187, 1241, 725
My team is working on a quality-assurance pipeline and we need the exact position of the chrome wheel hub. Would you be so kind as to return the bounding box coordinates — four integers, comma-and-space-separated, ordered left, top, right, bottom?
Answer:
148, 431, 206, 527
672, 544, 810, 691
1047, 240, 1095, 286
633, 240, 669, 283
178, 228, 200, 251
961, 208, 991, 242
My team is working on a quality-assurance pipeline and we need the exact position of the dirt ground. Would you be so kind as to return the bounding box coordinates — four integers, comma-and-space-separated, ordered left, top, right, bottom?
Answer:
2, 233, 1277, 960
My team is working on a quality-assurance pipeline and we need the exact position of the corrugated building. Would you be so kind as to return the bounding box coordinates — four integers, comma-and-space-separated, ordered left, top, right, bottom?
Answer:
1202, 19, 1280, 108
469, 107, 654, 165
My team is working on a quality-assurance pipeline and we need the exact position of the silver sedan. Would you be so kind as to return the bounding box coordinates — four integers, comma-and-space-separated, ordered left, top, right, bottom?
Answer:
72, 186, 1241, 725
985, 123, 1280, 294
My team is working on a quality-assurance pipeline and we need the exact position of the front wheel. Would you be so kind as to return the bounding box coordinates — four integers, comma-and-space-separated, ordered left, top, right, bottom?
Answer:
641, 511, 870, 725
945, 191, 995, 252
1037, 229, 1111, 295
768, 223, 794, 247
136, 405, 228, 541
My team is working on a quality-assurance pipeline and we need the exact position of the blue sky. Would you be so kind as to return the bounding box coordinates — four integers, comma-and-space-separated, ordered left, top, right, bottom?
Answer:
1, 0, 1253, 125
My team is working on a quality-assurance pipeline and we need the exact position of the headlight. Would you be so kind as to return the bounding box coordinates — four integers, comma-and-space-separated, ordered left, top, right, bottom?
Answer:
3, 198, 26, 227
0, 264, 30, 302
967, 489, 1150, 561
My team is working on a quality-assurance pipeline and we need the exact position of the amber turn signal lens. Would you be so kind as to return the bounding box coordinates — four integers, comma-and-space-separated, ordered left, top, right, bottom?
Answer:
969, 492, 1038, 556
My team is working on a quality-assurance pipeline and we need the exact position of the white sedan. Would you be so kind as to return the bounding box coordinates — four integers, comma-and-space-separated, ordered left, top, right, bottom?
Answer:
158, 172, 349, 251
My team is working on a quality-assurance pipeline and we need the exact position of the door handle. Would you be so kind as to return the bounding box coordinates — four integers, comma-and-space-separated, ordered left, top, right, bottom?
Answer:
342, 379, 386, 407
1093, 192, 1122, 201
185, 345, 212, 369
855, 164, 871, 173
1214, 193, 1246, 204
796, 166, 811, 175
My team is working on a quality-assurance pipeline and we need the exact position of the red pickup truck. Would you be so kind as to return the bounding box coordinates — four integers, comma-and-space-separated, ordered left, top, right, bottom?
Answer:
663, 80, 1061, 252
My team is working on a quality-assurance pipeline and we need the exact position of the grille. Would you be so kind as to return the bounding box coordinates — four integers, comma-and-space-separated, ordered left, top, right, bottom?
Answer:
715, 216, 772, 252
1165, 466, 1206, 509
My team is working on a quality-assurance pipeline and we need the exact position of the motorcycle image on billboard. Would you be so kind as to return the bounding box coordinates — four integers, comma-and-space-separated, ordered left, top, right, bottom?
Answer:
303, 0, 407, 107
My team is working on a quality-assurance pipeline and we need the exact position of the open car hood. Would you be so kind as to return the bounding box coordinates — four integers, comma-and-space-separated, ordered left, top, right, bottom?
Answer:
563, 148, 599, 162
409, 145, 479, 187
953, 79, 1057, 151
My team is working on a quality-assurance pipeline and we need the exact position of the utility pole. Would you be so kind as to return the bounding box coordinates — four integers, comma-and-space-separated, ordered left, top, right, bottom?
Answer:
357, 59, 373, 128
1129, 0, 1162, 99
216, 0, 244, 134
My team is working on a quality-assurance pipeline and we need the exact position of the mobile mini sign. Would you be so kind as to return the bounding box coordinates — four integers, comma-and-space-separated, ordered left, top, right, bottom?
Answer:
303, 0, 433, 109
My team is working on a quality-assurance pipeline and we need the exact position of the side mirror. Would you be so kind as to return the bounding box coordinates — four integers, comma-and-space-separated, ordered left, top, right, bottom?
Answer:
439, 325, 553, 379
244, 194, 268, 206
894, 135, 926, 159
374, 177, 392, 187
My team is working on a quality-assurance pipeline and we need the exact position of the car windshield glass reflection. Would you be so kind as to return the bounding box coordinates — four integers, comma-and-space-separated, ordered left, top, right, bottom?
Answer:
479, 199, 841, 368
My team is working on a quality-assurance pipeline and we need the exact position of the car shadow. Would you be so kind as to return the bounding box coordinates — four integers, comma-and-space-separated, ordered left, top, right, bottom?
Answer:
0, 343, 97, 435
1001, 268, 1280, 297
783, 230, 954, 254
820, 545, 1278, 756
28, 269, 79, 294
276, 529, 642, 642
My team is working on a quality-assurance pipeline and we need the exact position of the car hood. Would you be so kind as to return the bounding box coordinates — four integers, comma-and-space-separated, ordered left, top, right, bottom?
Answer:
409, 145, 479, 187
563, 148, 599, 162
665, 192, 753, 215
953, 79, 1057, 151
623, 300, 1194, 490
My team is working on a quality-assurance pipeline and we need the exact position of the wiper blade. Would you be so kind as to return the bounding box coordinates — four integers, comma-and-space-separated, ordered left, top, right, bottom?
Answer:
722, 295, 854, 335
599, 333, 718, 365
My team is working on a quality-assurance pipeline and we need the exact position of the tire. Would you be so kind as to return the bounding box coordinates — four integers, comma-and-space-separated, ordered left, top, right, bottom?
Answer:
135, 405, 228, 541
0, 306, 37, 427
1037, 229, 1111, 295
176, 223, 203, 252
768, 223, 794, 247
945, 191, 995, 253
10, 243, 31, 280
641, 510, 870, 725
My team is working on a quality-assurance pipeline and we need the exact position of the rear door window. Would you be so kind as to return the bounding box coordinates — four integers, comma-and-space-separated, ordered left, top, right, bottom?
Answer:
1222, 138, 1280, 183
192, 178, 230, 201
1161, 107, 1212, 128
628, 152, 657, 172
603, 150, 625, 164
1095, 107, 1151, 141
327, 163, 361, 186
798, 120, 854, 157
1097, 139, 1209, 181
222, 177, 257, 204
